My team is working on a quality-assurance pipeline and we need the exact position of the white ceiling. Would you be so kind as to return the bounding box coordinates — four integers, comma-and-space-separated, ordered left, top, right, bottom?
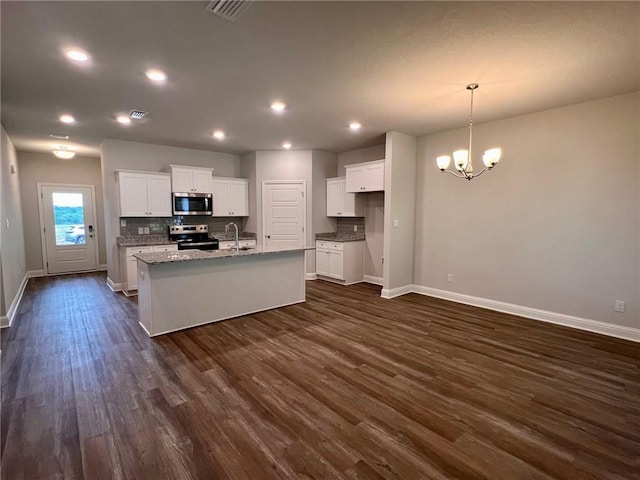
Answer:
2, 1, 639, 158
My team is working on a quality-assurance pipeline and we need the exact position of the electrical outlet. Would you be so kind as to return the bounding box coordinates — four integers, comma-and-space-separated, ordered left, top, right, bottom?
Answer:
144, 227, 150, 234
393, 219, 399, 228
614, 300, 626, 313
138, 227, 144, 234
447, 273, 454, 283
120, 219, 127, 227
353, 225, 358, 232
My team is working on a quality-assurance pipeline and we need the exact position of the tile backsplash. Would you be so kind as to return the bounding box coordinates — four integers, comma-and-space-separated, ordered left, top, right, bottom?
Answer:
120, 216, 249, 237
336, 217, 365, 233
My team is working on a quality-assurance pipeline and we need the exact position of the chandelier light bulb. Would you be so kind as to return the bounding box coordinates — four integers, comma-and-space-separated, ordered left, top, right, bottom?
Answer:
453, 150, 469, 171
482, 148, 502, 168
436, 155, 451, 171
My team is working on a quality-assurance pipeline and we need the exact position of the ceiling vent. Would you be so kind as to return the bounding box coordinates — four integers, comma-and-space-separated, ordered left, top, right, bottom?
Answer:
129, 109, 149, 120
205, 0, 252, 22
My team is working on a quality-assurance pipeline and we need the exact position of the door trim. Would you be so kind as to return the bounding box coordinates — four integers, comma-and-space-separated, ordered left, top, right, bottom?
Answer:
37, 182, 100, 275
261, 180, 307, 248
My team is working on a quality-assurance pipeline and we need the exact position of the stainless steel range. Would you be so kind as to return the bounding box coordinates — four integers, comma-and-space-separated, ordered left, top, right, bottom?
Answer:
168, 225, 219, 251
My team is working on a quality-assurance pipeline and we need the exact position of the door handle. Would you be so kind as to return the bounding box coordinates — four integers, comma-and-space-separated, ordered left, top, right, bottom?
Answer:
88, 225, 94, 232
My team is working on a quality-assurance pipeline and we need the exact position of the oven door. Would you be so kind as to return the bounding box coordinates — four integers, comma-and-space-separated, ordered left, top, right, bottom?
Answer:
172, 193, 212, 216
177, 241, 219, 251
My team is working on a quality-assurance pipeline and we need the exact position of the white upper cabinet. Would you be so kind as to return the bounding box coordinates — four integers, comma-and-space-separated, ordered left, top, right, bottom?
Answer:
117, 170, 172, 217
345, 160, 385, 193
168, 165, 213, 193
326, 177, 364, 217
212, 177, 249, 216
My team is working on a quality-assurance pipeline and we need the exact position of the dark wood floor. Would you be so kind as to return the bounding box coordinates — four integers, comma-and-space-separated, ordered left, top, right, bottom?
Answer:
1, 272, 639, 479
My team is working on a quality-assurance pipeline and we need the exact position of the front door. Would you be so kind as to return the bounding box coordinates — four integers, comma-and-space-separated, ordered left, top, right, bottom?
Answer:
39, 184, 98, 274
262, 181, 305, 250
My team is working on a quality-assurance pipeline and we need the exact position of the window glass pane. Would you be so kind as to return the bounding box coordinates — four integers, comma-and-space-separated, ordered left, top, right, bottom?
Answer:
52, 192, 85, 246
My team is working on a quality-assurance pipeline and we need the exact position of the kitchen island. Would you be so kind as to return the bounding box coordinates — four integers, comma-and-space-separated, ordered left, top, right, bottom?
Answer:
134, 246, 311, 336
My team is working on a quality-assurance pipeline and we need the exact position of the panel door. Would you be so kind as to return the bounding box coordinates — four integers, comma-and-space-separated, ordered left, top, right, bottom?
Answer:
40, 184, 97, 274
171, 167, 193, 192
316, 249, 330, 276
328, 251, 344, 279
345, 166, 364, 192
119, 172, 149, 217
326, 179, 342, 216
212, 179, 231, 216
364, 163, 385, 191
146, 174, 172, 217
263, 182, 305, 250
229, 180, 249, 216
192, 169, 213, 193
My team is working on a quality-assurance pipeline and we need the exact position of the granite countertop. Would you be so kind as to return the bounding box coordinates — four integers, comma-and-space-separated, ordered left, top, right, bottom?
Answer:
315, 232, 366, 242
214, 234, 257, 242
134, 246, 314, 265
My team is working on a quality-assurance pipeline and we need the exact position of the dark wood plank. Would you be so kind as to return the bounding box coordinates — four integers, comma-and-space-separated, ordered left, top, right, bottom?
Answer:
2, 272, 639, 479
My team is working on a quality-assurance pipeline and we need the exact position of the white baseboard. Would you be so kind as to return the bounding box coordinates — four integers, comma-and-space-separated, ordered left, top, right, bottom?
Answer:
363, 275, 383, 286
1, 273, 29, 328
27, 269, 45, 278
98, 264, 107, 271
412, 285, 640, 343
381, 284, 413, 299
106, 277, 123, 292
305, 273, 318, 280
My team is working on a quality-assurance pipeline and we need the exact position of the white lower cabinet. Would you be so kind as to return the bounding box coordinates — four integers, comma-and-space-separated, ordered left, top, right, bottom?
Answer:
122, 244, 178, 295
219, 239, 257, 250
315, 240, 364, 285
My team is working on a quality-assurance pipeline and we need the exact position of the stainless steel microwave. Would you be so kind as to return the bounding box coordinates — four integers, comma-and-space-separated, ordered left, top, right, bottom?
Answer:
172, 192, 212, 216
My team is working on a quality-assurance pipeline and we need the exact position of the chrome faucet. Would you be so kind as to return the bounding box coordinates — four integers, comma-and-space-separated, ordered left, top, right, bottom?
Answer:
225, 222, 239, 251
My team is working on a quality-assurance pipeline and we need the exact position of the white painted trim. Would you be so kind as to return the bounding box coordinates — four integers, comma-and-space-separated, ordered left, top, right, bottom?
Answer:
106, 277, 123, 292
363, 275, 383, 286
98, 264, 107, 271
381, 284, 413, 299
305, 273, 317, 280
0, 274, 29, 328
412, 285, 640, 343
27, 269, 46, 278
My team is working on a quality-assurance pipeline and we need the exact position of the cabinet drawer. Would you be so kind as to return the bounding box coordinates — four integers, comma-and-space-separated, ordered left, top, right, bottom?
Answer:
153, 244, 178, 253
316, 240, 343, 251
126, 246, 152, 256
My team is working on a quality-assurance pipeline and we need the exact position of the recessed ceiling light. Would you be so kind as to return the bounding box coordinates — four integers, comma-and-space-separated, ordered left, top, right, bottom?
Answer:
271, 102, 286, 113
116, 115, 132, 125
59, 114, 75, 124
213, 130, 225, 140
50, 133, 70, 139
349, 122, 362, 131
145, 69, 167, 83
282, 142, 292, 149
65, 49, 90, 63
53, 149, 76, 159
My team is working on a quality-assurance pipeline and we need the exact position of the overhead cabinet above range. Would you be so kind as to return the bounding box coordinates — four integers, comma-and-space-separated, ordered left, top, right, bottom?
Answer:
345, 159, 385, 193
117, 170, 172, 217
211, 177, 249, 216
167, 165, 213, 193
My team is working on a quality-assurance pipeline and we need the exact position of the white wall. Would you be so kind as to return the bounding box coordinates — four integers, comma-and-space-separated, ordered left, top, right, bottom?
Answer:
240, 151, 257, 234
101, 139, 240, 286
383, 132, 417, 295
311, 151, 338, 272
337, 143, 385, 172
18, 152, 107, 272
0, 125, 27, 322
414, 92, 639, 329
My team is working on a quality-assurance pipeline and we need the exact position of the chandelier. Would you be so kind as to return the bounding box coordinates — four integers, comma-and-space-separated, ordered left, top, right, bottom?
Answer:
436, 83, 501, 180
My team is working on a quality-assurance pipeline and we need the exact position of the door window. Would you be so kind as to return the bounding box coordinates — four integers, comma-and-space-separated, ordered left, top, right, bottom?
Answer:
52, 192, 85, 245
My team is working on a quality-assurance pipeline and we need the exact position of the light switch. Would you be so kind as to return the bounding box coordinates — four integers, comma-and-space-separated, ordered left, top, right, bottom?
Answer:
120, 219, 127, 227
393, 219, 399, 228
5, 219, 9, 229
138, 227, 144, 234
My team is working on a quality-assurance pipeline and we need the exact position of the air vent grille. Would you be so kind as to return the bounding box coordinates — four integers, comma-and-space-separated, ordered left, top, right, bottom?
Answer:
129, 110, 148, 120
205, 0, 252, 22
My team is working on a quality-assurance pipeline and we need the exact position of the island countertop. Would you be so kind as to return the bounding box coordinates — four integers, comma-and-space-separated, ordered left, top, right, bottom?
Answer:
134, 245, 314, 265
